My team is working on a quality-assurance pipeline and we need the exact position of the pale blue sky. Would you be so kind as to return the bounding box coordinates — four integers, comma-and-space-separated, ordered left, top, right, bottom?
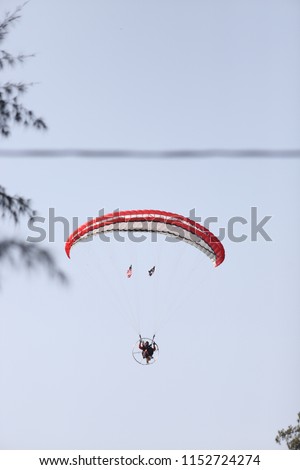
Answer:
0, 0, 299, 450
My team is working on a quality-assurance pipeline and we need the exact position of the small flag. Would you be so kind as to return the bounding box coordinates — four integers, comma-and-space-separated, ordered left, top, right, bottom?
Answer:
127, 265, 133, 278
148, 266, 155, 276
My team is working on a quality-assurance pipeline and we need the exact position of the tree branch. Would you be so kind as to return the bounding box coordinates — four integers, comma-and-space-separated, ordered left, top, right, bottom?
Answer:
0, 185, 34, 222
0, 4, 25, 43
0, 239, 68, 286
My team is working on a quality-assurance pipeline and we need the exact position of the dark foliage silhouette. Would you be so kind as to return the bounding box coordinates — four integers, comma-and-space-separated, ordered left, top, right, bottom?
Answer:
0, 5, 65, 288
0, 3, 47, 137
0, 186, 67, 287
275, 413, 300, 450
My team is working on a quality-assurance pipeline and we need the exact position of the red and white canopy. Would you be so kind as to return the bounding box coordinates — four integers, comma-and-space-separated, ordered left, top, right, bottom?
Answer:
65, 209, 225, 267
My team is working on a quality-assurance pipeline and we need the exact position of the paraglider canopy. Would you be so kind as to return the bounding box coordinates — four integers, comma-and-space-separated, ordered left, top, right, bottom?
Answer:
65, 209, 225, 267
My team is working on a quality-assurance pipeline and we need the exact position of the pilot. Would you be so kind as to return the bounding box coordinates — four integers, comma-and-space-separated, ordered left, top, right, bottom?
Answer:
139, 337, 156, 364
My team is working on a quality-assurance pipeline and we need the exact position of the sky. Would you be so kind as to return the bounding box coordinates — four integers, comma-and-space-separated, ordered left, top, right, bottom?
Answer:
0, 0, 300, 450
